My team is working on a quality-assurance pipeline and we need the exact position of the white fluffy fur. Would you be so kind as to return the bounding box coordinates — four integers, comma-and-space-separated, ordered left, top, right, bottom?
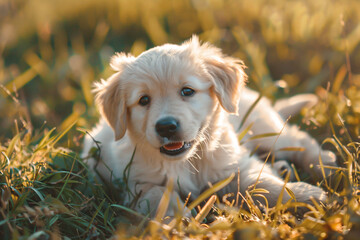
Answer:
82, 36, 337, 217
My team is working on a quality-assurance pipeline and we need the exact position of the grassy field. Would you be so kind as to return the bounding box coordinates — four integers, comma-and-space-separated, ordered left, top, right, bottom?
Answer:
1, 0, 360, 239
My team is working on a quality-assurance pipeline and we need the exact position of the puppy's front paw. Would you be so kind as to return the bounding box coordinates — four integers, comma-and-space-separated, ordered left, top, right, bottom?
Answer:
273, 160, 296, 181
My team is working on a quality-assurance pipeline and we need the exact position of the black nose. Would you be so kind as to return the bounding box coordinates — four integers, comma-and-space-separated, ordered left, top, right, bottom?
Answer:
155, 117, 180, 138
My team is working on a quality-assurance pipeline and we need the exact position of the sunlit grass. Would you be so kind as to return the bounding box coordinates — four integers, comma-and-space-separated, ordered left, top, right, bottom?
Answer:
1, 0, 360, 238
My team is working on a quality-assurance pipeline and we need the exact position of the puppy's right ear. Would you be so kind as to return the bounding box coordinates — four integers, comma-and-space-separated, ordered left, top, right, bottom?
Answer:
93, 53, 134, 141
184, 36, 247, 114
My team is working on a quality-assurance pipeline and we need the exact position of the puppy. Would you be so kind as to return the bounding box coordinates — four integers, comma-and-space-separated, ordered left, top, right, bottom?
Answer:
83, 36, 337, 218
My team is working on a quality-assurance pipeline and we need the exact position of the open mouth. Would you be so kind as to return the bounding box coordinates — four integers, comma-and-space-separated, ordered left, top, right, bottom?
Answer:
160, 141, 193, 156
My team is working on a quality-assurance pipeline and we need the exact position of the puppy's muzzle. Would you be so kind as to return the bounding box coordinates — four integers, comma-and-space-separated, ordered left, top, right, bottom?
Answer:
155, 117, 180, 139
155, 117, 194, 157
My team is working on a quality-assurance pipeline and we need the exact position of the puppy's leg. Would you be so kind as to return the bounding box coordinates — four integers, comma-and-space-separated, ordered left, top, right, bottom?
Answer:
219, 159, 325, 209
247, 173, 326, 208
273, 125, 336, 181
231, 88, 337, 181
273, 160, 296, 181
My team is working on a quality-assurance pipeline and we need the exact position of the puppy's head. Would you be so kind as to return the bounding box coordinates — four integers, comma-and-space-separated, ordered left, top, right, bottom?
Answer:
94, 36, 246, 161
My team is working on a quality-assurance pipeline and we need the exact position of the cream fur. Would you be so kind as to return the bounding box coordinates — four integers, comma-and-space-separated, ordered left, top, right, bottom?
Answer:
82, 36, 337, 218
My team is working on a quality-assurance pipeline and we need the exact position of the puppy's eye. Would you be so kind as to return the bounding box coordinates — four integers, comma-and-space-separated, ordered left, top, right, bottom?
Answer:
181, 87, 195, 97
138, 95, 151, 106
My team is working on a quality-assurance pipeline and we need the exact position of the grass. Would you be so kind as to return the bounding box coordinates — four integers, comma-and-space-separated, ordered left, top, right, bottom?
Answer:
1, 0, 360, 238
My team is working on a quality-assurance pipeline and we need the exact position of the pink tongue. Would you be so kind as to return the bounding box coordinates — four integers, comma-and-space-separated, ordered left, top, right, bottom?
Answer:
163, 142, 184, 150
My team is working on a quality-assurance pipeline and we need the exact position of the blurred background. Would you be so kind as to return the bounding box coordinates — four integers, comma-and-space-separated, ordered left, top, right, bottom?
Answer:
1, 0, 359, 145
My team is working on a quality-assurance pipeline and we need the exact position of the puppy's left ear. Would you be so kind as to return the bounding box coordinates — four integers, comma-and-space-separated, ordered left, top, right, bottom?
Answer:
94, 74, 127, 141
205, 55, 247, 114
93, 53, 134, 141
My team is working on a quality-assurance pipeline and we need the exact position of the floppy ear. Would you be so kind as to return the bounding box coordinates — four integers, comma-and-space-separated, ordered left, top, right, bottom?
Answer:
205, 55, 246, 114
94, 74, 127, 141
185, 36, 247, 114
93, 53, 134, 141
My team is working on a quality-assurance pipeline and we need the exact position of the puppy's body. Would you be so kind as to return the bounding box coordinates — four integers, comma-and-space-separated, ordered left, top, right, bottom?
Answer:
83, 37, 336, 217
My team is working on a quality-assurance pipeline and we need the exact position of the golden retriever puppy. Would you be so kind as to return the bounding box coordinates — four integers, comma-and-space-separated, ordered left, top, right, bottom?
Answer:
83, 36, 337, 218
